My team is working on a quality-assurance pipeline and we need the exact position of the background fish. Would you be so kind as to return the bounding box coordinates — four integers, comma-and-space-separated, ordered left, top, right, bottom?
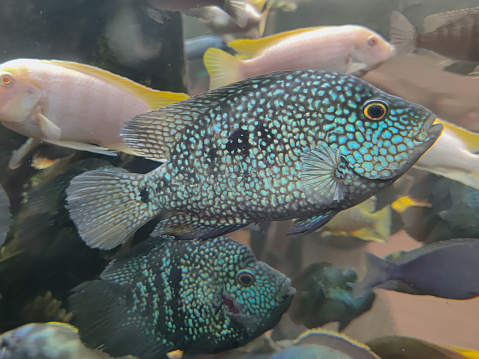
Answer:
69, 236, 295, 359
354, 238, 479, 299
0, 59, 189, 168
185, 35, 229, 61
390, 8, 479, 60
0, 184, 11, 247
322, 197, 391, 243
204, 25, 395, 89
0, 322, 131, 359
67, 69, 442, 249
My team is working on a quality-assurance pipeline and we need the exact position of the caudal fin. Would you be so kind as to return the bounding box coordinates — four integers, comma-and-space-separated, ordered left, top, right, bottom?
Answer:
390, 11, 417, 56
353, 252, 395, 298
222, 0, 248, 28
204, 48, 243, 89
69, 281, 166, 358
66, 168, 157, 249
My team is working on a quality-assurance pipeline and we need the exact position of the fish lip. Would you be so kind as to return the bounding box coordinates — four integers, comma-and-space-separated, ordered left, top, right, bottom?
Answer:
280, 278, 296, 299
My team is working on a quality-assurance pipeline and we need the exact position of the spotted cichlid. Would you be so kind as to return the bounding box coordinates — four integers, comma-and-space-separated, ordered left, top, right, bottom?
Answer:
67, 70, 442, 249
69, 236, 294, 359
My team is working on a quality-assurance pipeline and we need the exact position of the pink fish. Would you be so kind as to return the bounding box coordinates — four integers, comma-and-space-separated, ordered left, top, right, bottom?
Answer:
204, 25, 395, 89
0, 59, 189, 168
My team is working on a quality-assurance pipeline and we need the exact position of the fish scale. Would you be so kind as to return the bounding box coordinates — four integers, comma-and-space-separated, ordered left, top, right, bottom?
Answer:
67, 70, 442, 250
70, 236, 294, 359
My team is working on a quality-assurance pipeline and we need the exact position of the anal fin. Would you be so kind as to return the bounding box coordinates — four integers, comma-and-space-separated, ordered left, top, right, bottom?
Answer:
9, 138, 42, 169
289, 210, 338, 236
152, 212, 246, 240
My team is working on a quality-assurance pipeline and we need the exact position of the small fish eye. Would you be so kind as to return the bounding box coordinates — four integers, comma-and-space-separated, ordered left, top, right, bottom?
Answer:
363, 100, 389, 121
0, 73, 13, 87
236, 269, 255, 287
367, 36, 378, 47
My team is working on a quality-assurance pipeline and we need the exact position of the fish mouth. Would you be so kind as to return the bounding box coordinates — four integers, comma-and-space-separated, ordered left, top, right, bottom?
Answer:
416, 114, 442, 141
280, 278, 296, 299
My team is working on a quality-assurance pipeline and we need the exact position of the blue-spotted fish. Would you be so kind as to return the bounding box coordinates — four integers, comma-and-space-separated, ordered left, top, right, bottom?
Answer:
66, 70, 442, 249
69, 236, 294, 359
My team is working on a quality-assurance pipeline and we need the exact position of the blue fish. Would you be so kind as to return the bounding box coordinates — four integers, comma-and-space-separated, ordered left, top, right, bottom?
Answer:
354, 238, 479, 299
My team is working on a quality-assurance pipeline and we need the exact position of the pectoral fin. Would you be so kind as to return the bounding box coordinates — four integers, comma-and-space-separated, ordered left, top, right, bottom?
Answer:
37, 114, 62, 140
289, 210, 338, 236
43, 139, 118, 156
9, 138, 42, 169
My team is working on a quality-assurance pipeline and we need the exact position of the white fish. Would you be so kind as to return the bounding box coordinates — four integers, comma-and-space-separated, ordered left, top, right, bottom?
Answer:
0, 59, 189, 168
204, 25, 395, 89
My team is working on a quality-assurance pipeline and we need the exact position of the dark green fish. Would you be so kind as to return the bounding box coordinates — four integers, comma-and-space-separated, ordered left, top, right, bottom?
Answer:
67, 70, 442, 249
69, 236, 294, 359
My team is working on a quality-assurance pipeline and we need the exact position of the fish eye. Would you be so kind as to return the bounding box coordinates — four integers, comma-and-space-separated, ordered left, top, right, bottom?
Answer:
0, 73, 13, 87
363, 100, 389, 121
236, 269, 255, 287
367, 36, 378, 47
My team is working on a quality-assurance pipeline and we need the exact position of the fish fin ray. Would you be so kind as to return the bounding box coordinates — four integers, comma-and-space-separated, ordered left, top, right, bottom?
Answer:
70, 281, 169, 358
353, 252, 395, 298
9, 138, 42, 169
223, 0, 248, 27
43, 139, 119, 156
289, 210, 338, 236
37, 114, 62, 140
228, 26, 327, 56
423, 7, 479, 33
390, 11, 416, 56
300, 145, 348, 203
45, 60, 189, 110
204, 48, 243, 89
66, 168, 156, 249
153, 212, 246, 239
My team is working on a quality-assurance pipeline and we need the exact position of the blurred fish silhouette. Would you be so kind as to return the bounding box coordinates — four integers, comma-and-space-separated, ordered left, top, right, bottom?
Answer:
0, 185, 11, 247
140, 0, 249, 27
0, 322, 131, 359
185, 35, 229, 61
390, 8, 479, 61
354, 238, 479, 299
322, 197, 391, 242
0, 59, 189, 168
204, 25, 395, 88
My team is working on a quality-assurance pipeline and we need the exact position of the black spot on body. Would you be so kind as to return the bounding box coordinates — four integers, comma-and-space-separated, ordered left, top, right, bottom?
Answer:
226, 129, 251, 156
140, 188, 150, 203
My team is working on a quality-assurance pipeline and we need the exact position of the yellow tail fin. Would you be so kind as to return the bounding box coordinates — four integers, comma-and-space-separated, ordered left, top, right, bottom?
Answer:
435, 118, 479, 153
204, 48, 243, 89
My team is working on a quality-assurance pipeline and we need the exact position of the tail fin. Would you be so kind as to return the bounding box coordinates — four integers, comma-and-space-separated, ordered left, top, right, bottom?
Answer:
371, 204, 391, 242
222, 0, 248, 28
390, 11, 417, 56
353, 252, 395, 298
204, 48, 243, 89
66, 168, 157, 249
69, 281, 165, 358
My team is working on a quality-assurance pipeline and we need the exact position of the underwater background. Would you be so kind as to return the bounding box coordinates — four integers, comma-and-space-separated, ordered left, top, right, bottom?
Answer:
0, 0, 479, 358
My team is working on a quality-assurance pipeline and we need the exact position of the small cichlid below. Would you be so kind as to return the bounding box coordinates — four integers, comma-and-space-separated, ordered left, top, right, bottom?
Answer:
354, 238, 479, 299
69, 236, 294, 359
66, 69, 442, 250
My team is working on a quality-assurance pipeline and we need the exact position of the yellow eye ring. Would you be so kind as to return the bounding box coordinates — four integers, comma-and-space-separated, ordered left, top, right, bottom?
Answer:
0, 73, 13, 87
236, 269, 255, 287
363, 100, 389, 121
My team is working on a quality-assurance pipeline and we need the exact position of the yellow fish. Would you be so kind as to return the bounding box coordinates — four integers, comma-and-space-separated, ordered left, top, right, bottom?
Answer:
322, 197, 391, 242
415, 119, 479, 190
0, 59, 189, 168
391, 195, 431, 214
204, 25, 394, 89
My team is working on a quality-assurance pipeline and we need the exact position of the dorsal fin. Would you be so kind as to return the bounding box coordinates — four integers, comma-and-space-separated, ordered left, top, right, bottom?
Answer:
228, 26, 330, 57
121, 87, 235, 160
44, 60, 189, 110
423, 6, 479, 33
